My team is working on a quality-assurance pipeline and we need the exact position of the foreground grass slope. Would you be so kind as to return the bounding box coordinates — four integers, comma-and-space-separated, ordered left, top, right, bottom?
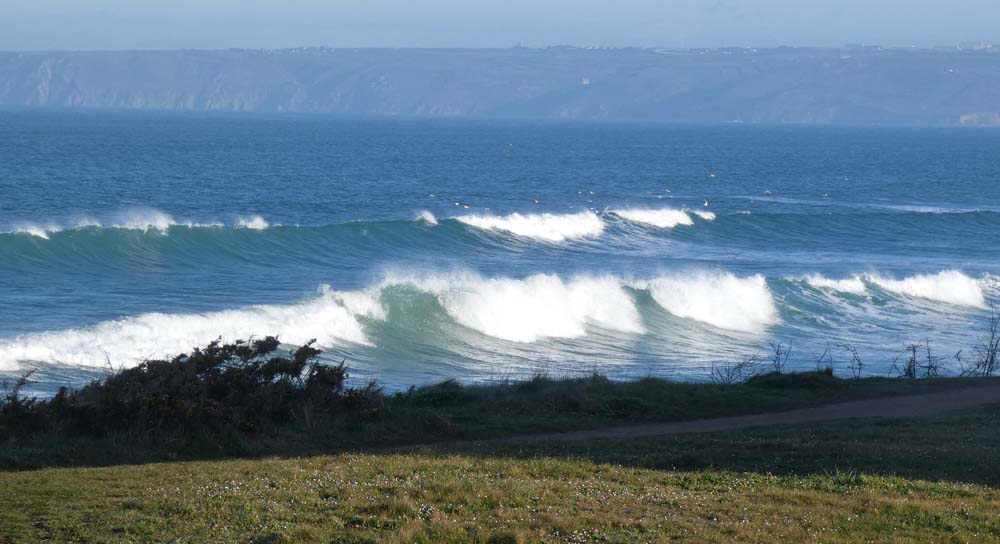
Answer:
5, 339, 1000, 541
3, 405, 1000, 543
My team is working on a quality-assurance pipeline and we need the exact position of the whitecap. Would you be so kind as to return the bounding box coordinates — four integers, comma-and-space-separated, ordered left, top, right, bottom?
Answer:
613, 208, 693, 228
236, 215, 270, 230
12, 223, 58, 239
869, 270, 986, 308
0, 288, 384, 371
416, 210, 438, 225
381, 271, 643, 343
107, 208, 178, 232
802, 274, 867, 295
638, 271, 778, 333
455, 211, 604, 242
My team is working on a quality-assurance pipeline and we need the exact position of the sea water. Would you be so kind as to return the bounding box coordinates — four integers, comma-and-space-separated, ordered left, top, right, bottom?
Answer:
1, 111, 998, 393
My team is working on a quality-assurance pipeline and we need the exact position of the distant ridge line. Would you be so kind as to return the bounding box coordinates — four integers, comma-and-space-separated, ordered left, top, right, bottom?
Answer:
2, 47, 1000, 126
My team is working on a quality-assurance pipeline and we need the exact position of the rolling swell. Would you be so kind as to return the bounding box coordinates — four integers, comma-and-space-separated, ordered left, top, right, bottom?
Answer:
661, 209, 1000, 251
1, 269, 993, 374
5, 206, 996, 252
3, 204, 998, 388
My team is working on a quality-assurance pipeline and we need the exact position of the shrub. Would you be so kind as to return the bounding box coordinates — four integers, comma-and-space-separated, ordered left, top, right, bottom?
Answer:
0, 337, 381, 449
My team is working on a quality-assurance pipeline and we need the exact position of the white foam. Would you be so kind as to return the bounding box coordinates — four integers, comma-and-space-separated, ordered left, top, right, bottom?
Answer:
236, 215, 270, 230
2, 209, 259, 238
691, 210, 717, 221
455, 211, 604, 242
0, 288, 384, 371
640, 271, 778, 333
416, 210, 438, 225
614, 208, 693, 229
803, 274, 867, 295
12, 223, 57, 239
869, 270, 986, 308
983, 274, 1000, 295
382, 272, 643, 343
110, 208, 178, 232
75, 217, 102, 229
876, 204, 992, 214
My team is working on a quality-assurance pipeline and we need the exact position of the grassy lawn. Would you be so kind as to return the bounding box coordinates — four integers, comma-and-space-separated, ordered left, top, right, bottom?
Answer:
440, 400, 1000, 487
3, 402, 1000, 542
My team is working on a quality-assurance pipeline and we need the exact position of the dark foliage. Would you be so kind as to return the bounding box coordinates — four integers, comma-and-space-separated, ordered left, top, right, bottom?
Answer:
0, 338, 381, 449
745, 368, 840, 389
963, 305, 1000, 377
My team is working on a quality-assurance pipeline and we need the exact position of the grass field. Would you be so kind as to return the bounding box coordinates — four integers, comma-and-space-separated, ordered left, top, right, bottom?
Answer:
3, 374, 1000, 543
2, 405, 999, 543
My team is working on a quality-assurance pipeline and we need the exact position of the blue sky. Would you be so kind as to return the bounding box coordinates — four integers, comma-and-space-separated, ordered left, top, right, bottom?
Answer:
2, 0, 998, 50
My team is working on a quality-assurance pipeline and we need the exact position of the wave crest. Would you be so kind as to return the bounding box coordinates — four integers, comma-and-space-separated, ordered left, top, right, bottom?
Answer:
12, 224, 58, 239
236, 215, 270, 230
382, 272, 643, 343
613, 207, 716, 228
416, 210, 438, 225
803, 274, 867, 295
0, 288, 383, 371
800, 270, 986, 307
870, 270, 985, 308
455, 211, 604, 242
614, 208, 693, 228
639, 272, 778, 332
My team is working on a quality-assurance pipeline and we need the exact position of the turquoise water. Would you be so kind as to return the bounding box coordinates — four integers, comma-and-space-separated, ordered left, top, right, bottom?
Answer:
2, 112, 999, 393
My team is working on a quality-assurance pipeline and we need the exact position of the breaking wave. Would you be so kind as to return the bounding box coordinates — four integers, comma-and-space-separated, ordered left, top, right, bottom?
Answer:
416, 210, 439, 225
236, 215, 270, 230
612, 207, 716, 229
381, 272, 645, 342
0, 269, 784, 370
0, 287, 383, 371
799, 270, 986, 307
454, 211, 604, 242
802, 274, 868, 295
11, 223, 60, 239
869, 270, 986, 308
638, 271, 778, 333
3, 267, 994, 373
2, 208, 233, 237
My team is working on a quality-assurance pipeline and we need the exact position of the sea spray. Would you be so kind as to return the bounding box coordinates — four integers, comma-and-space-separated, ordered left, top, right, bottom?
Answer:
12, 224, 57, 239
416, 210, 439, 225
236, 215, 270, 230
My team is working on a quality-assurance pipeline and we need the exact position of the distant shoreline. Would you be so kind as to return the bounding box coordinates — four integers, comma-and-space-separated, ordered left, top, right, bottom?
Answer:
2, 46, 999, 126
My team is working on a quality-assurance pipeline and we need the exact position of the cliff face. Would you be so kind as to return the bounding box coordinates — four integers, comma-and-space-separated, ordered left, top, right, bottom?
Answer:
2, 47, 999, 125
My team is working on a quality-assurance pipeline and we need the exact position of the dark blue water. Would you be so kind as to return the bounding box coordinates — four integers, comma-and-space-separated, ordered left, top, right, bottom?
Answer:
2, 111, 999, 393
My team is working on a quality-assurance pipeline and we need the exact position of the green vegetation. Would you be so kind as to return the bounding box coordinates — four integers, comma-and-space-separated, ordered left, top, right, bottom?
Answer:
2, 406, 999, 543
2, 337, 994, 469
4, 338, 1000, 542
442, 401, 1000, 487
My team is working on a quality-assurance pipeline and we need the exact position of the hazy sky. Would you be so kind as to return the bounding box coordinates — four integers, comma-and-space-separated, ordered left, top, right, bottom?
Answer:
2, 0, 998, 51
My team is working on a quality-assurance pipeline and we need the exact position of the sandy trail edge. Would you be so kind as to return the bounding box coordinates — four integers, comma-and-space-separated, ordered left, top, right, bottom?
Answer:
411, 384, 1000, 449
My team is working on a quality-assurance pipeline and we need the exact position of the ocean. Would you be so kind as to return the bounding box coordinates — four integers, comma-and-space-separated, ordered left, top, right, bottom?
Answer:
2, 111, 999, 394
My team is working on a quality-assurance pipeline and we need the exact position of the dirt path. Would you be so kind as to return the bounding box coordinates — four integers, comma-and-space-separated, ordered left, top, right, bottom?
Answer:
447, 384, 1000, 447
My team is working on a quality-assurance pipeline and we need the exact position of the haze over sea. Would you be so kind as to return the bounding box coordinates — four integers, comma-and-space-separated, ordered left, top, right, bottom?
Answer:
2, 111, 999, 394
